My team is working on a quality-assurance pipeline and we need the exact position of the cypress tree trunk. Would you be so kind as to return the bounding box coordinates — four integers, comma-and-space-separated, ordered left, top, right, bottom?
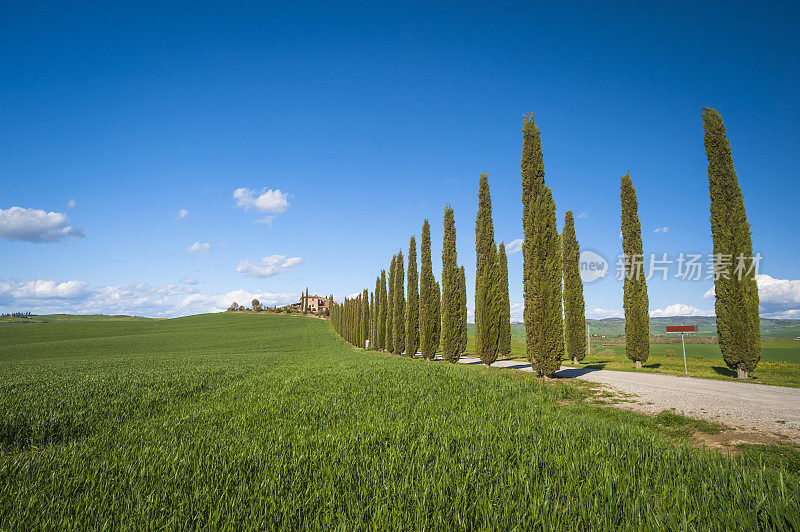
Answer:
475, 173, 500, 367
703, 108, 760, 379
562, 211, 587, 364
419, 220, 437, 360
387, 256, 396, 353
442, 205, 461, 362
406, 236, 420, 357
458, 265, 468, 356
498, 242, 511, 357
521, 114, 565, 377
378, 270, 387, 350
393, 250, 405, 355
620, 173, 650, 368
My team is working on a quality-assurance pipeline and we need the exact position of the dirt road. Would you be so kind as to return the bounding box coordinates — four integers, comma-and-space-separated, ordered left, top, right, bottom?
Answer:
459, 356, 800, 441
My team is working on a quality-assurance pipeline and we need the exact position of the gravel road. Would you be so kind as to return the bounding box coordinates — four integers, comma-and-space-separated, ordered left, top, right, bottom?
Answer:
459, 356, 800, 440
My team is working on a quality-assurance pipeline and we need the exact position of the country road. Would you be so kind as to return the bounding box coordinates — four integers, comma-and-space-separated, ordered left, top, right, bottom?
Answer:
459, 356, 800, 441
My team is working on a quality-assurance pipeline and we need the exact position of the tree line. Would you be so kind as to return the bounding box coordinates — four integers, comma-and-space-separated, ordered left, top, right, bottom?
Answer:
332, 108, 760, 379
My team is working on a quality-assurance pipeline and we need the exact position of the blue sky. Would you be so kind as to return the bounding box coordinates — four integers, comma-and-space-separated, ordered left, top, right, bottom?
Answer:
2, 1, 799, 319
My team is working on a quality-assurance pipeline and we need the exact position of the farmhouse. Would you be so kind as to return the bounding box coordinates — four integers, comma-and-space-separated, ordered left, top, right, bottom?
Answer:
290, 294, 330, 313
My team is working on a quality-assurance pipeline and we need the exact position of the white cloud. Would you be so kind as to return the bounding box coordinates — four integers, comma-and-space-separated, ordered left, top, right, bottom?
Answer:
0, 207, 86, 243
67, 199, 77, 209
587, 308, 623, 319
575, 212, 588, 219
765, 309, 800, 320
235, 255, 302, 278
181, 277, 200, 285
510, 302, 524, 320
650, 303, 715, 317
0, 278, 296, 318
654, 227, 670, 233
185, 242, 211, 256
702, 274, 800, 318
233, 188, 289, 221
12, 280, 89, 300
177, 209, 189, 220
756, 274, 800, 317
505, 238, 523, 254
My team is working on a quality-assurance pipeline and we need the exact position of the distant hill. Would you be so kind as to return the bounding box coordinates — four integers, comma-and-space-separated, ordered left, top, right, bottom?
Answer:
0, 314, 155, 325
503, 316, 800, 339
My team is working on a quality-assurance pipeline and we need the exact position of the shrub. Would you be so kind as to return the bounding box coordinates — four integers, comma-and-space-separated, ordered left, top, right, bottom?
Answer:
664, 348, 675, 358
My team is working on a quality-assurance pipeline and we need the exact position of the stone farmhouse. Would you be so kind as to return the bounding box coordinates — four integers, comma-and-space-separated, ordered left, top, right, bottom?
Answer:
289, 294, 330, 313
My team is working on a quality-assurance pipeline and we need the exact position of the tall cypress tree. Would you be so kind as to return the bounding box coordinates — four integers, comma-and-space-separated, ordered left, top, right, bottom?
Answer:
369, 290, 378, 349
498, 242, 511, 357
387, 255, 396, 353
562, 211, 587, 364
475, 173, 501, 367
703, 108, 760, 378
393, 250, 406, 355
458, 265, 468, 356
441, 205, 461, 362
406, 236, 420, 357
419, 220, 438, 360
433, 280, 441, 354
378, 270, 387, 350
521, 114, 565, 377
620, 173, 650, 368
361, 288, 370, 348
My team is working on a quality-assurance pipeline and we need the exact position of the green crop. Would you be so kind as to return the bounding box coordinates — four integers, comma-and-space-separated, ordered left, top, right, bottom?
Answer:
1, 314, 797, 529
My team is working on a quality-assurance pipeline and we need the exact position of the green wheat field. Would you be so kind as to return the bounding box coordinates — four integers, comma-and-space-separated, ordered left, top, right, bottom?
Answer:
1, 313, 798, 529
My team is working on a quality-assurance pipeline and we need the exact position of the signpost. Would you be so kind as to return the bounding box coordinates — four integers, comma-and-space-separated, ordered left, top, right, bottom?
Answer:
665, 325, 697, 375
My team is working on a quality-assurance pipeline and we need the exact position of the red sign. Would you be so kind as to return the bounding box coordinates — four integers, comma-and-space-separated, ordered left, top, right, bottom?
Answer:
666, 325, 697, 333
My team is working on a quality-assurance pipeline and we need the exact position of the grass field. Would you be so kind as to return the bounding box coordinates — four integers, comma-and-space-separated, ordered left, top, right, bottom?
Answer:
1, 314, 798, 528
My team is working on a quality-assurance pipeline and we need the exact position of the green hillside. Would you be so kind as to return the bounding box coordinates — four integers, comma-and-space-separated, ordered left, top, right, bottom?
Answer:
0, 313, 796, 528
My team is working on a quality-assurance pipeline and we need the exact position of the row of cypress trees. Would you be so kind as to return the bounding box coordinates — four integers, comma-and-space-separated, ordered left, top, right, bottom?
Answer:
331, 207, 471, 362
329, 109, 758, 380
333, 115, 588, 375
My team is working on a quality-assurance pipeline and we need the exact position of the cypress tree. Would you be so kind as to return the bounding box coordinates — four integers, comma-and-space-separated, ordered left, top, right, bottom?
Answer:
378, 270, 387, 350
372, 280, 379, 348
361, 288, 370, 348
498, 242, 511, 357
475, 173, 501, 367
419, 220, 438, 360
387, 256, 396, 353
521, 114, 565, 377
458, 265, 468, 356
433, 280, 441, 354
562, 211, 587, 364
620, 173, 650, 368
393, 250, 406, 355
406, 236, 420, 357
441, 205, 461, 362
703, 108, 760, 378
